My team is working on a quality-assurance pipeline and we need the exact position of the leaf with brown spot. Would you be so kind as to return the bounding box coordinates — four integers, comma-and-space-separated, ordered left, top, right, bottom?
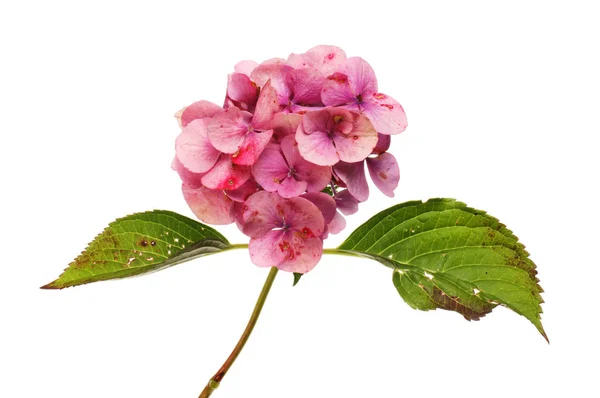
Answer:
339, 198, 547, 342
41, 210, 230, 289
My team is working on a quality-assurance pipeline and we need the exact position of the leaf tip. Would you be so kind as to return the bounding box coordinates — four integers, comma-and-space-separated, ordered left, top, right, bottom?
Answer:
40, 280, 61, 290
292, 272, 303, 286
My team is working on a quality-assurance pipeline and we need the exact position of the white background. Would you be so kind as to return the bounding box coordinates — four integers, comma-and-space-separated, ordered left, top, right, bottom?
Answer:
1, 1, 599, 397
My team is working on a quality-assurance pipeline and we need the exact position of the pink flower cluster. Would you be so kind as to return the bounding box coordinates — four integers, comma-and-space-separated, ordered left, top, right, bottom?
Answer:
173, 45, 406, 274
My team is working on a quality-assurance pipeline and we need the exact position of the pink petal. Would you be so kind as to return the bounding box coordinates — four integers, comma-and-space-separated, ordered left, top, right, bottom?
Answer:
225, 178, 262, 202
301, 192, 337, 224
321, 72, 356, 106
278, 176, 308, 198
296, 127, 339, 166
366, 152, 400, 197
332, 114, 378, 163
372, 133, 391, 154
252, 143, 291, 193
270, 113, 302, 142
175, 119, 221, 173
172, 157, 203, 188
242, 191, 283, 238
248, 230, 287, 267
335, 189, 359, 215
250, 64, 293, 106
252, 80, 281, 130
248, 230, 323, 273
333, 161, 369, 202
328, 211, 347, 235
201, 155, 251, 190
232, 129, 273, 166
227, 73, 259, 108
288, 45, 347, 76
178, 101, 223, 127
362, 93, 408, 135
234, 60, 259, 76
283, 197, 325, 235
251, 63, 293, 89
208, 107, 252, 154
287, 68, 324, 105
340, 57, 378, 97
182, 184, 235, 225
243, 193, 325, 273
274, 233, 323, 273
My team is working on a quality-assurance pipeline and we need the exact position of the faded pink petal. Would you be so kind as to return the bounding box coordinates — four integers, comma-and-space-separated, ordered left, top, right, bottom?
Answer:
321, 57, 378, 108
286, 68, 324, 106
252, 80, 281, 130
372, 133, 391, 154
227, 73, 259, 109
361, 93, 407, 135
321, 72, 356, 107
366, 152, 400, 197
296, 127, 339, 166
301, 192, 336, 224
278, 175, 308, 198
328, 211, 347, 235
178, 100, 223, 127
175, 119, 221, 173
334, 161, 369, 202
172, 157, 203, 188
252, 143, 290, 192
234, 60, 259, 76
232, 129, 273, 166
182, 184, 235, 225
332, 114, 378, 163
248, 230, 288, 267
201, 155, 251, 190
208, 107, 252, 154
335, 189, 359, 215
288, 45, 347, 76
251, 64, 293, 106
339, 57, 378, 98
225, 178, 261, 202
270, 113, 302, 142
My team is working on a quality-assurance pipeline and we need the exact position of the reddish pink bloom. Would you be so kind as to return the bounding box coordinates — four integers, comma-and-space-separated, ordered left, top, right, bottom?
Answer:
296, 108, 378, 166
251, 64, 325, 113
252, 136, 331, 198
208, 81, 279, 165
242, 192, 325, 273
321, 57, 407, 135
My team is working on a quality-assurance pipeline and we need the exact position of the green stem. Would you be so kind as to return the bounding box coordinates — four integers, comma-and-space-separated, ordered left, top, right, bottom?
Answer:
198, 266, 279, 398
322, 248, 361, 257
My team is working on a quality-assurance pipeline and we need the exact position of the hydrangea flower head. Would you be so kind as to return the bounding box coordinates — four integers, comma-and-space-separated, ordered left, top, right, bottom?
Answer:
173, 46, 407, 273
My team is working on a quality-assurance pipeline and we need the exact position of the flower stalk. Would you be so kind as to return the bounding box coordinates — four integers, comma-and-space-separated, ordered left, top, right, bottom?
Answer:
198, 266, 279, 398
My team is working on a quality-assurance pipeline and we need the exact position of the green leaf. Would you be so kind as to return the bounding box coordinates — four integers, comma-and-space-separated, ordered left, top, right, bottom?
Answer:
42, 210, 230, 289
338, 198, 547, 341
